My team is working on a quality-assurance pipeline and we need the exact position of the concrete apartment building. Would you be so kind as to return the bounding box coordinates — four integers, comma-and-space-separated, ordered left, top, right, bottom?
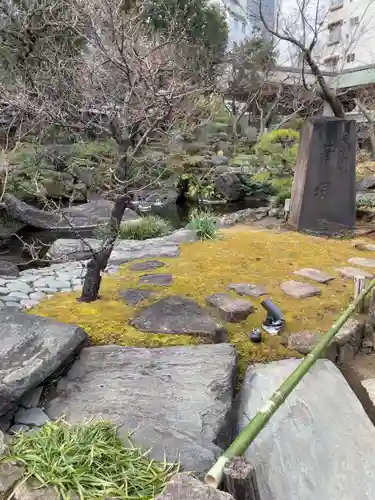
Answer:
212, 0, 275, 47
319, 0, 375, 83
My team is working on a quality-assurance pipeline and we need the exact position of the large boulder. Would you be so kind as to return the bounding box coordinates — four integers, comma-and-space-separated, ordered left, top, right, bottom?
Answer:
215, 173, 243, 202
238, 358, 375, 500
2, 195, 140, 231
0, 309, 88, 416
47, 229, 197, 262
45, 344, 236, 475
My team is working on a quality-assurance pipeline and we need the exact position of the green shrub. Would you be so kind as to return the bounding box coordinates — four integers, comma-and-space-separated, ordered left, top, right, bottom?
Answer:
5, 420, 176, 500
254, 129, 300, 175
188, 208, 218, 240
251, 172, 292, 206
356, 197, 375, 209
119, 215, 172, 240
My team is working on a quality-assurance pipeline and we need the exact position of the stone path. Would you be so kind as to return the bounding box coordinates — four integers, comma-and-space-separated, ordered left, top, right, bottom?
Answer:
0, 261, 103, 310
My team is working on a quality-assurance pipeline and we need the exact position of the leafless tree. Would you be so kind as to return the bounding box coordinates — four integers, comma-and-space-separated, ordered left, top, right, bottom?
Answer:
356, 86, 375, 157
222, 36, 323, 137
250, 0, 375, 118
0, 0, 213, 301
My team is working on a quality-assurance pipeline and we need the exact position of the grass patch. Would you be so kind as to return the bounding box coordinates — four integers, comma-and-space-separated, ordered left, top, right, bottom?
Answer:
95, 215, 173, 241
119, 216, 172, 241
5, 420, 176, 500
188, 209, 218, 240
30, 227, 366, 374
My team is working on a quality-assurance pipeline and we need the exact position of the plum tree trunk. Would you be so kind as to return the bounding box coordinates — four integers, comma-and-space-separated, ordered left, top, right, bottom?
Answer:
79, 195, 129, 302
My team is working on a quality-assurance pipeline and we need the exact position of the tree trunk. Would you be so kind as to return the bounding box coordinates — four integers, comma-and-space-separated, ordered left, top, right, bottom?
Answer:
79, 194, 129, 302
304, 51, 345, 118
368, 131, 375, 159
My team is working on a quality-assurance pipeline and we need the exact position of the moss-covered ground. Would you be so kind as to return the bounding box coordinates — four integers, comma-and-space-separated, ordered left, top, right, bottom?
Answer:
31, 227, 370, 374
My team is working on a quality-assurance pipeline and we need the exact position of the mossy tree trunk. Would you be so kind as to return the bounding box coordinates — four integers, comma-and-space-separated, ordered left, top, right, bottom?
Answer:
79, 124, 131, 303
78, 194, 129, 302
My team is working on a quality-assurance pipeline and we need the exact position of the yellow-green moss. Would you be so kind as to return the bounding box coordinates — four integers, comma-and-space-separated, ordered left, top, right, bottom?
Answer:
31, 227, 370, 374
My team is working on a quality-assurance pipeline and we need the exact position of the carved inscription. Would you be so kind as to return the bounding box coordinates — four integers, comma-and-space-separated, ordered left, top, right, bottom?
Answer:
320, 143, 335, 164
338, 128, 351, 173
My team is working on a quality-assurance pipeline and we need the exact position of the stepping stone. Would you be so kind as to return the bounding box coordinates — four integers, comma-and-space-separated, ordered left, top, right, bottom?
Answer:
130, 295, 227, 342
348, 257, 375, 268
20, 299, 40, 309
227, 283, 267, 298
6, 281, 32, 294
206, 293, 254, 323
352, 240, 375, 252
130, 260, 166, 272
139, 273, 173, 286
287, 332, 337, 361
280, 280, 321, 299
336, 267, 374, 279
45, 344, 236, 475
119, 288, 155, 306
294, 268, 334, 284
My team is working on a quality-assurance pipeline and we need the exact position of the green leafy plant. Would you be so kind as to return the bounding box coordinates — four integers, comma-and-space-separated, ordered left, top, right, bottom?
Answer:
254, 129, 300, 175
356, 197, 375, 209
5, 420, 177, 500
251, 172, 292, 206
188, 208, 218, 240
177, 173, 220, 201
118, 215, 172, 240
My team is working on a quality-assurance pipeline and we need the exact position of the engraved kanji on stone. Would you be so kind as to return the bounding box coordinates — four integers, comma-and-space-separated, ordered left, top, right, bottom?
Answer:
320, 143, 335, 163
338, 130, 350, 173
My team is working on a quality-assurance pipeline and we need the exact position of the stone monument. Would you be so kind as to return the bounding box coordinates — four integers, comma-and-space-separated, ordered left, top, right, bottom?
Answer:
289, 117, 356, 235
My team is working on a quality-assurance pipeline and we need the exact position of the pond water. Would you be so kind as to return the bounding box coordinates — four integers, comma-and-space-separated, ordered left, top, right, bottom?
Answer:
0, 197, 268, 267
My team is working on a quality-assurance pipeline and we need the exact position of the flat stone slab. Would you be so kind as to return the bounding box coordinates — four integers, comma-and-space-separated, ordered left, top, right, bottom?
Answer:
227, 283, 267, 298
280, 280, 321, 299
119, 288, 155, 306
206, 293, 254, 323
336, 267, 374, 279
3, 194, 140, 231
139, 273, 173, 286
156, 474, 234, 500
353, 240, 375, 252
287, 332, 337, 361
130, 260, 166, 272
293, 268, 334, 283
238, 358, 375, 499
0, 309, 88, 416
47, 229, 196, 262
15, 408, 50, 427
348, 257, 375, 268
45, 344, 236, 475
130, 296, 227, 342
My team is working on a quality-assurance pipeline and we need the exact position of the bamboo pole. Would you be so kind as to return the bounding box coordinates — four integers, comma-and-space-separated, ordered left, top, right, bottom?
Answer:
205, 277, 375, 489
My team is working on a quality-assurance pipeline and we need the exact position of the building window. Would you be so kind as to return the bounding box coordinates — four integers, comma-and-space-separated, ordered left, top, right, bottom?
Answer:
350, 16, 360, 26
328, 22, 342, 44
347, 53, 355, 62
